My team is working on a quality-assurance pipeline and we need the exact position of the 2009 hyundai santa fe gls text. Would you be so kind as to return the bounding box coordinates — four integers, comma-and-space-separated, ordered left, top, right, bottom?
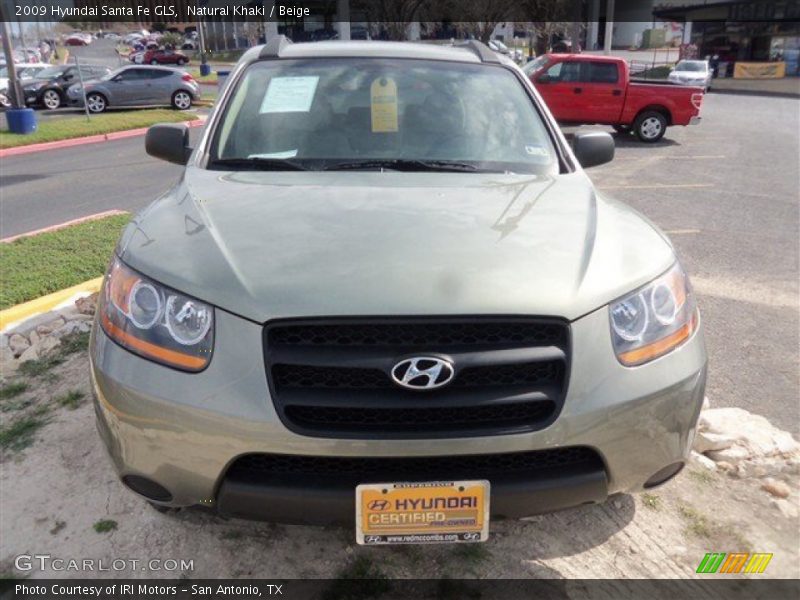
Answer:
90, 38, 707, 545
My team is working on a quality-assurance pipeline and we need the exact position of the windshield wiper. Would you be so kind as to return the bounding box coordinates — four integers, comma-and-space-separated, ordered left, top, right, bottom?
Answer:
209, 157, 308, 171
323, 159, 483, 172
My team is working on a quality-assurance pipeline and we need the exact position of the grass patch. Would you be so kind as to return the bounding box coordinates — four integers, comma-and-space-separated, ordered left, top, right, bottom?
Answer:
59, 331, 91, 355
0, 410, 49, 452
93, 519, 118, 533
0, 214, 129, 309
324, 556, 390, 599
0, 109, 198, 149
641, 493, 661, 511
0, 382, 28, 400
678, 504, 712, 538
56, 390, 84, 410
688, 469, 715, 485
17, 355, 64, 378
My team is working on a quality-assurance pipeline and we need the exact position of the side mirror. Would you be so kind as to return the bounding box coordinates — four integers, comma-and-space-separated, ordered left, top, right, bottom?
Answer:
537, 74, 551, 84
145, 123, 192, 165
572, 132, 615, 169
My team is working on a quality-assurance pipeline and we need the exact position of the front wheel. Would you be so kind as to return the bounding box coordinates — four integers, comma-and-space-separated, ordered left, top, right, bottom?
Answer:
634, 110, 667, 143
171, 90, 192, 110
150, 59, 159, 65
41, 89, 62, 110
86, 93, 107, 113
176, 58, 186, 66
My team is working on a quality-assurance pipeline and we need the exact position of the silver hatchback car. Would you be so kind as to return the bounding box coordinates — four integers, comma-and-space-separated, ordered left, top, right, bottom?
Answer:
90, 39, 707, 544
67, 65, 200, 113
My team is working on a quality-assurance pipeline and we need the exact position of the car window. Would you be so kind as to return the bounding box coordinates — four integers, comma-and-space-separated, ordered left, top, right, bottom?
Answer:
147, 69, 172, 79
117, 69, 144, 81
522, 55, 548, 76
586, 62, 618, 83
545, 61, 581, 82
675, 61, 707, 72
211, 58, 558, 174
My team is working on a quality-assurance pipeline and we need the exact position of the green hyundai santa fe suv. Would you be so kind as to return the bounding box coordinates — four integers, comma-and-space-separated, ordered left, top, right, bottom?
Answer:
90, 38, 707, 545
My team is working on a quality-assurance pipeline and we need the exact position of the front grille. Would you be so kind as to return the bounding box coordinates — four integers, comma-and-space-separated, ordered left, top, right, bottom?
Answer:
264, 318, 570, 439
226, 447, 602, 486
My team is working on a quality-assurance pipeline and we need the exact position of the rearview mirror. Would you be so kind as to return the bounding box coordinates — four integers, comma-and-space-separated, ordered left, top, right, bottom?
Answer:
572, 132, 615, 169
146, 123, 192, 165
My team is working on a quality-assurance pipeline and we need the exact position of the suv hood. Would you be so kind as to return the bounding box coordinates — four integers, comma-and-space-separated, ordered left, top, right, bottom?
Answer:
118, 169, 675, 323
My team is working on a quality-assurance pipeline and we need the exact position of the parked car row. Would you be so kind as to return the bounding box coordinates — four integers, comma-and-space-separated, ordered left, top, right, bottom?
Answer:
67, 66, 199, 113
7, 63, 197, 113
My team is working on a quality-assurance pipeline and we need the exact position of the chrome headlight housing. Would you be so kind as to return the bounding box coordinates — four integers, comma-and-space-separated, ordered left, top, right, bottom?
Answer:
610, 262, 698, 366
98, 257, 214, 372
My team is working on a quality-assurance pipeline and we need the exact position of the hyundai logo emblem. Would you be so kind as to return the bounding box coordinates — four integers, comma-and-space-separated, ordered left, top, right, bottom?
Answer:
391, 356, 455, 390
368, 499, 390, 511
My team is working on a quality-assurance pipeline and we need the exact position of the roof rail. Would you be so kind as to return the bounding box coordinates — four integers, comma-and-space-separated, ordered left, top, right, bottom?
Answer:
259, 35, 292, 59
463, 40, 501, 64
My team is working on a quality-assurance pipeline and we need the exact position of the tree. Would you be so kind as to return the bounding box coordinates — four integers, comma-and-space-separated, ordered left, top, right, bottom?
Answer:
517, 0, 576, 55
358, 0, 431, 41
449, 0, 520, 43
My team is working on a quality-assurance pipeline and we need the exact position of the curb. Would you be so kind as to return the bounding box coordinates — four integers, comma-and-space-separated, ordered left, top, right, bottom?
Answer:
1, 210, 129, 244
0, 116, 207, 158
0, 277, 103, 333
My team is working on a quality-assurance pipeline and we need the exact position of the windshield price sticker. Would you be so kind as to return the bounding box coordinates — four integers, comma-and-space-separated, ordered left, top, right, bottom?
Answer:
356, 480, 490, 545
260, 76, 319, 113
370, 77, 399, 133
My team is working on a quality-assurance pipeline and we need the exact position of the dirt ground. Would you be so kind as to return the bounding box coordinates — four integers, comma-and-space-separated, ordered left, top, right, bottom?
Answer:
1, 349, 798, 582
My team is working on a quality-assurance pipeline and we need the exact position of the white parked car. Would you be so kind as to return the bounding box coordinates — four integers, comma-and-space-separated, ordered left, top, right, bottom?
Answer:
0, 63, 48, 106
668, 60, 713, 91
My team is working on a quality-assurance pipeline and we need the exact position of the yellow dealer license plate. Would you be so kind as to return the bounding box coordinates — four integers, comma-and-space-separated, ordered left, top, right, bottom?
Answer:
356, 480, 490, 545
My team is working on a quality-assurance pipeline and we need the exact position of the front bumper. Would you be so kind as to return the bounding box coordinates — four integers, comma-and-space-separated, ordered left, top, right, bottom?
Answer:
90, 306, 707, 524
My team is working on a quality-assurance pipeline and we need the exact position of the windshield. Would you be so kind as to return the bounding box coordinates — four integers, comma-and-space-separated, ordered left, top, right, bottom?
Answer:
675, 61, 707, 72
210, 58, 558, 174
33, 66, 67, 79
102, 68, 123, 81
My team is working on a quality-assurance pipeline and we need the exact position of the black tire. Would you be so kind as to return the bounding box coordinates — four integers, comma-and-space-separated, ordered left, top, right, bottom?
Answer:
85, 92, 107, 114
150, 59, 159, 65
171, 90, 193, 110
177, 58, 186, 66
633, 110, 667, 143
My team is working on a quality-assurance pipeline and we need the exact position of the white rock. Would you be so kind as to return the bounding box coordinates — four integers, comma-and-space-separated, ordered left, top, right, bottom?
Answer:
53, 322, 81, 338
702, 396, 710, 411
36, 317, 65, 335
0, 346, 18, 375
690, 451, 717, 471
694, 431, 736, 454
707, 445, 751, 464
8, 333, 30, 358
700, 407, 800, 460
18, 345, 39, 363
0, 333, 8, 348
28, 331, 40, 346
771, 498, 799, 519
39, 336, 61, 354
77, 321, 92, 333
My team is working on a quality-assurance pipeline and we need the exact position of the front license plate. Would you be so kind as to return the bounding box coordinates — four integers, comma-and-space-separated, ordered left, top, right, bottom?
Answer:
356, 480, 490, 545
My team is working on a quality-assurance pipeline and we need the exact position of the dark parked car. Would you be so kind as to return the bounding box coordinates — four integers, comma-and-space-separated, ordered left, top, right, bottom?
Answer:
67, 66, 200, 112
142, 49, 189, 66
23, 64, 111, 110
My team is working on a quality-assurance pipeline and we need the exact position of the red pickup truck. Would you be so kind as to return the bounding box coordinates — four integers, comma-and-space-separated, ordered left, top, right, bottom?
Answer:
523, 54, 704, 143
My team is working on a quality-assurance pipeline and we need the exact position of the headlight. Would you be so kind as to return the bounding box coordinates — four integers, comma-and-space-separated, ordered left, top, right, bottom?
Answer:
98, 257, 213, 371
609, 263, 698, 366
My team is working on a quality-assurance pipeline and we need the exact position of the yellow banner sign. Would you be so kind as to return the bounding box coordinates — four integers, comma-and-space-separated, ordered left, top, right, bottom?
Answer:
734, 62, 786, 79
